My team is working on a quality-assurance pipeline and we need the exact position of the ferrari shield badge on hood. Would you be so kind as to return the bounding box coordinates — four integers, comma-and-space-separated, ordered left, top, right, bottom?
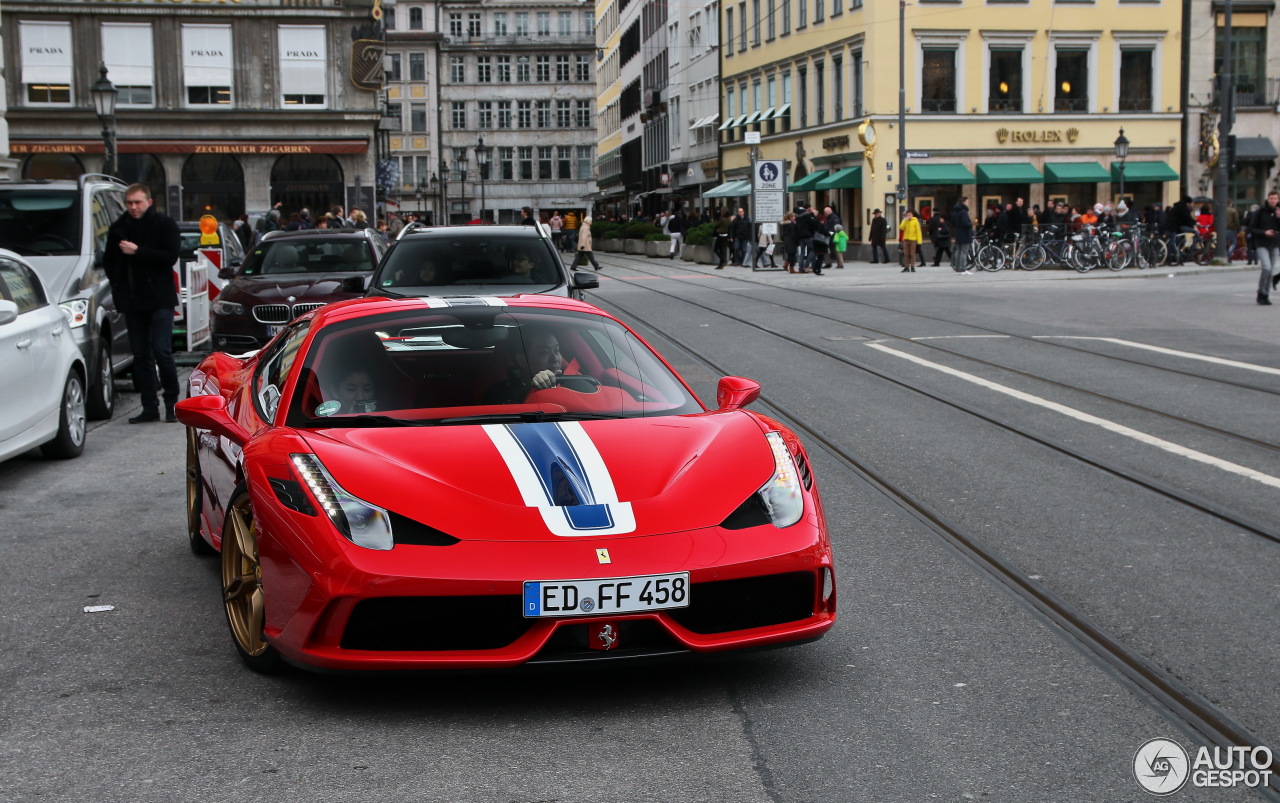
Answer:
484, 422, 637, 537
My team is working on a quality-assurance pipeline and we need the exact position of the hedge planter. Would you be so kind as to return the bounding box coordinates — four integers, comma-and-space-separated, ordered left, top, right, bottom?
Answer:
683, 244, 714, 264
645, 240, 669, 257
625, 239, 646, 255
599, 238, 623, 252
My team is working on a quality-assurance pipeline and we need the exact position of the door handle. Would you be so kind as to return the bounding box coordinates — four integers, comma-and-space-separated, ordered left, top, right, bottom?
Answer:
51, 325, 64, 336
16, 338, 32, 349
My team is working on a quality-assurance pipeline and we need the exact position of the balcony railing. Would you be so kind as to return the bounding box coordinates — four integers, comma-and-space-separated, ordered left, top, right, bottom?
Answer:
989, 98, 1022, 113
920, 98, 957, 113
1054, 97, 1088, 113
1118, 95, 1153, 112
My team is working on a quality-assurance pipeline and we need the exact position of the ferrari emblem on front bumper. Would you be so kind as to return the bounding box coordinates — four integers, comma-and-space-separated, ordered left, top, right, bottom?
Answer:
596, 548, 611, 564
591, 623, 618, 650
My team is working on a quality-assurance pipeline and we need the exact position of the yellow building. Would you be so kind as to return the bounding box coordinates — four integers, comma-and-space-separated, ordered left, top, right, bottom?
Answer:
717, 0, 1183, 242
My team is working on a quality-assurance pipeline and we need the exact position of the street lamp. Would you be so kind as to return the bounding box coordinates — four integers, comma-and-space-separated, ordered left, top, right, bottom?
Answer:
428, 173, 439, 225
90, 63, 118, 176
474, 135, 491, 223
1114, 127, 1129, 203
439, 159, 450, 224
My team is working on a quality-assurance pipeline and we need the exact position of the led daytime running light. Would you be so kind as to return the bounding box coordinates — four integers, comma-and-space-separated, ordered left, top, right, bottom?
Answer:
760, 431, 804, 528
290, 453, 393, 550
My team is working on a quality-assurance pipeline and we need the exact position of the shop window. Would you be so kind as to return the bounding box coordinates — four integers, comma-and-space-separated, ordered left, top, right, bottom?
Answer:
989, 49, 1022, 112
1054, 49, 1088, 112
183, 24, 233, 107
279, 25, 326, 107
922, 49, 957, 112
20, 21, 73, 105
102, 23, 154, 107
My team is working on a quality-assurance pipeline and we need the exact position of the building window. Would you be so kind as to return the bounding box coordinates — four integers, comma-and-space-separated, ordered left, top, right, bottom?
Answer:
558, 146, 573, 179
499, 147, 514, 180
782, 0, 791, 34
497, 56, 512, 82
725, 7, 734, 57
814, 0, 824, 23
538, 12, 551, 36
452, 101, 466, 129
1055, 49, 1088, 112
577, 55, 592, 82
1217, 24, 1267, 106
410, 53, 426, 81
767, 0, 777, 39
989, 48, 1022, 112
832, 0, 843, 17
798, 0, 807, 29
921, 49, 956, 112
781, 71, 792, 131
279, 25, 326, 107
557, 55, 571, 81
385, 6, 396, 30
386, 54, 401, 82
450, 56, 465, 83
1118, 49, 1153, 112
851, 50, 863, 116
410, 103, 427, 132
576, 100, 592, 127
832, 55, 843, 120
477, 56, 491, 83
494, 13, 508, 36
538, 146, 553, 178
101, 23, 154, 106
516, 12, 530, 36
752, 0, 762, 45
449, 14, 463, 37
468, 13, 482, 37
181, 23, 232, 107
518, 100, 532, 128
559, 12, 573, 35
738, 2, 748, 51
478, 101, 493, 129
815, 61, 825, 124
537, 55, 551, 81
386, 102, 402, 130
409, 7, 423, 30
557, 100, 572, 127
577, 146, 593, 179
453, 148, 467, 181
537, 101, 551, 126
797, 67, 807, 127
519, 146, 533, 180
498, 101, 513, 128
517, 56, 531, 82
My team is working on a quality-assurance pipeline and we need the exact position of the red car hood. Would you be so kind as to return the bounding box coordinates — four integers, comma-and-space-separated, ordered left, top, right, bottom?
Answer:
298, 412, 774, 541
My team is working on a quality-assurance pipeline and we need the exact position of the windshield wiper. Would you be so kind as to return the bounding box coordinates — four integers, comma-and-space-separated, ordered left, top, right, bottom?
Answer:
306, 414, 436, 428
436, 411, 623, 426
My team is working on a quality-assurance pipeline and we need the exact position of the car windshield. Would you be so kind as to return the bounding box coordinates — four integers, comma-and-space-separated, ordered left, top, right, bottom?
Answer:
0, 190, 81, 256
375, 233, 560, 294
242, 239, 373, 276
284, 306, 703, 427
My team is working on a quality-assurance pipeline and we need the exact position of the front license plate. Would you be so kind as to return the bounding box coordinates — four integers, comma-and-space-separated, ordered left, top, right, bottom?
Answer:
266, 325, 282, 336
523, 572, 690, 618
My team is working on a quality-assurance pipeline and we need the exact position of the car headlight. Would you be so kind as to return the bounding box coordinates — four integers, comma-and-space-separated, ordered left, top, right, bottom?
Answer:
290, 454, 393, 550
60, 299, 89, 328
212, 299, 244, 316
758, 432, 804, 528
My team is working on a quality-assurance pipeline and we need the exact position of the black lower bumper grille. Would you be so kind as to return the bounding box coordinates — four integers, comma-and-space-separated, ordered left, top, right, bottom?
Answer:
342, 595, 529, 651
668, 572, 815, 634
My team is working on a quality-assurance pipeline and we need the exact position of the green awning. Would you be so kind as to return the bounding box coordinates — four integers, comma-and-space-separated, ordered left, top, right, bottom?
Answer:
816, 166, 862, 190
787, 170, 829, 191
1043, 162, 1112, 183
703, 179, 753, 198
976, 163, 1044, 184
907, 164, 976, 185
1111, 161, 1179, 182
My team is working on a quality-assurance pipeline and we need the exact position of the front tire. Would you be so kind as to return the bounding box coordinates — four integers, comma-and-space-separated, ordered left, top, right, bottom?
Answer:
85, 339, 115, 420
221, 493, 284, 673
1018, 245, 1047, 271
43, 369, 86, 459
186, 428, 215, 556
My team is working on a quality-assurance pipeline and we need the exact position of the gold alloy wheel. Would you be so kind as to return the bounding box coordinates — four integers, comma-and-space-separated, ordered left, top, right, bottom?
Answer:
222, 495, 269, 657
185, 428, 200, 536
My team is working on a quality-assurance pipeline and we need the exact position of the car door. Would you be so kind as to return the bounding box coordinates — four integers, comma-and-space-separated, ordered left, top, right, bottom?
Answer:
91, 189, 132, 368
0, 257, 61, 444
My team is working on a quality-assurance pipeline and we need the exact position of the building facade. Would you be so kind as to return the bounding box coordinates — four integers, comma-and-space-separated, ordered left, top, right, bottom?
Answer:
5, 0, 384, 221
717, 0, 1184, 243
384, 0, 444, 223
664, 0, 722, 213
1183, 0, 1279, 210
434, 0, 597, 224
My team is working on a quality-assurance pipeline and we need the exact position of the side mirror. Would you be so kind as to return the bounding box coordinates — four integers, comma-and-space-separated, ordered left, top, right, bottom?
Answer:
716, 376, 761, 411
573, 271, 600, 290
0, 299, 18, 326
175, 394, 251, 446
342, 275, 367, 294
217, 267, 236, 281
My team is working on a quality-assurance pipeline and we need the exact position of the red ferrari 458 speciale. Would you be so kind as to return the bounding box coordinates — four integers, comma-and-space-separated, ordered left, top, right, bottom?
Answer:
178, 294, 836, 672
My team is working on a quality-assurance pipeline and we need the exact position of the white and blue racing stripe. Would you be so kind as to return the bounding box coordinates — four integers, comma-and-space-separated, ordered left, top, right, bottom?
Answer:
484, 422, 636, 537
419, 296, 506, 308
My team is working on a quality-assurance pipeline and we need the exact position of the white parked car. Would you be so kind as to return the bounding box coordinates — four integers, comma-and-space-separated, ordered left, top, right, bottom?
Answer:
0, 250, 87, 463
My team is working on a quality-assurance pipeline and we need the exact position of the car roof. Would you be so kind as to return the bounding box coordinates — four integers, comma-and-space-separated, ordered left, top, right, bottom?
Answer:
0, 175, 127, 191
397, 224, 546, 241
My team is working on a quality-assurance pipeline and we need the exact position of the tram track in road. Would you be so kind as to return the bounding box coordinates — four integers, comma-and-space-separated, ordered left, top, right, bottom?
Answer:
585, 262, 1280, 545
599, 251, 1280, 411
589, 290, 1280, 802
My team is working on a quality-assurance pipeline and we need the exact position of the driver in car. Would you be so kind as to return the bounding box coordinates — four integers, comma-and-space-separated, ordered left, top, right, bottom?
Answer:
483, 327, 566, 404
321, 368, 378, 415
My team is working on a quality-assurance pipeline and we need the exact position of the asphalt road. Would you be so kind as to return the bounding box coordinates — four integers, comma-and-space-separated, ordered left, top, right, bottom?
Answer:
0, 259, 1273, 802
